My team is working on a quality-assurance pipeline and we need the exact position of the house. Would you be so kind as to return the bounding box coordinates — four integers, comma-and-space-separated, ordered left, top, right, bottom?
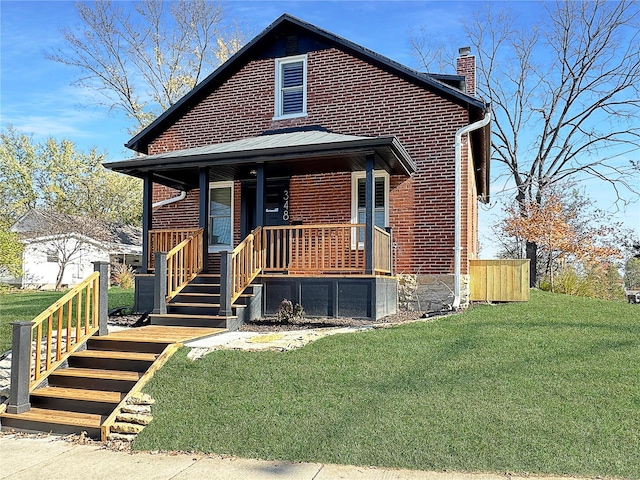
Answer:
8, 210, 142, 289
105, 14, 490, 324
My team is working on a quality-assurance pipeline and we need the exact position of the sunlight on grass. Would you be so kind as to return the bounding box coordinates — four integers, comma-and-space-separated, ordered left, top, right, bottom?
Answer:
135, 290, 640, 478
0, 288, 134, 353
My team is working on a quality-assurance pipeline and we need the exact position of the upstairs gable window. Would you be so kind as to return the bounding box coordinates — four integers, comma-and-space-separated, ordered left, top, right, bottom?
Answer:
274, 55, 307, 119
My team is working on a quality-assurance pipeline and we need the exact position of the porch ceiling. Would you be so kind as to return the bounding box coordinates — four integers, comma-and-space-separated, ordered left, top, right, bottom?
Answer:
106, 130, 417, 190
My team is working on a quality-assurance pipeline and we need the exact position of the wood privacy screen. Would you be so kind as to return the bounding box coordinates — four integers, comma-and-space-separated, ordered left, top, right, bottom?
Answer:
469, 259, 530, 302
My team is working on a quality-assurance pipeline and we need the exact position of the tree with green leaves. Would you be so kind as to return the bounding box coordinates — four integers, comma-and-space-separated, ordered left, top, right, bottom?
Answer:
47, 0, 247, 134
625, 257, 640, 290
0, 126, 142, 226
0, 221, 23, 278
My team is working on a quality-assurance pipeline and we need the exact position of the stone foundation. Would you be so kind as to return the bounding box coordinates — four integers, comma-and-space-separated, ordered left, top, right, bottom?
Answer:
398, 273, 470, 312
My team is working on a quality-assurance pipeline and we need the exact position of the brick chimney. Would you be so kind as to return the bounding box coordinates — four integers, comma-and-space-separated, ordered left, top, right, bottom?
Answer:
456, 46, 476, 96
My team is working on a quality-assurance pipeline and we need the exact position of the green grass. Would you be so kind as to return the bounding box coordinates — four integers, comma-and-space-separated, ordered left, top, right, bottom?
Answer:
0, 288, 134, 353
135, 290, 640, 478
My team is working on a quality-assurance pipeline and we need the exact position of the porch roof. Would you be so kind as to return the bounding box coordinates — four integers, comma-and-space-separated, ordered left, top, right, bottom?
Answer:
105, 130, 417, 191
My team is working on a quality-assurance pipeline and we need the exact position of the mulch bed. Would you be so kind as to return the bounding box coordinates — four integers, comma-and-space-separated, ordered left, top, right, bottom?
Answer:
108, 310, 453, 332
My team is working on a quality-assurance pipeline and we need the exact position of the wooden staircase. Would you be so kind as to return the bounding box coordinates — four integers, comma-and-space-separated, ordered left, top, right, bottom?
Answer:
0, 326, 222, 439
150, 274, 258, 329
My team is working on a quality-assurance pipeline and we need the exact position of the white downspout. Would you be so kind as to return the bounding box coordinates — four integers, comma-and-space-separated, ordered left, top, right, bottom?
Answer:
152, 190, 186, 209
453, 111, 491, 309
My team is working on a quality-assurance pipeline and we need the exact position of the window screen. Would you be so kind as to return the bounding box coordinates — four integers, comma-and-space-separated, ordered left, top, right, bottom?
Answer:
281, 62, 304, 115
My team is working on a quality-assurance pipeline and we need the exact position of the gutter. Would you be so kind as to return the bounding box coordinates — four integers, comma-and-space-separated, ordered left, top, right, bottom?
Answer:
453, 111, 491, 309
152, 190, 186, 209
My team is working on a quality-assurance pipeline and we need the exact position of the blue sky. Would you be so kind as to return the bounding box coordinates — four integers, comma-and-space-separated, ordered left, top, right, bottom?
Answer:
1, 1, 638, 256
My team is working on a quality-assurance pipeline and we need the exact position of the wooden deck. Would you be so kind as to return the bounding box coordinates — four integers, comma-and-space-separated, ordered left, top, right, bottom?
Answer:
104, 325, 226, 343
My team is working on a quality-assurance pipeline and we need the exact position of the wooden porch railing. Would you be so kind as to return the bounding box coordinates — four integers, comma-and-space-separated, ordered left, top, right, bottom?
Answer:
165, 228, 204, 301
262, 224, 364, 273
148, 228, 202, 270
373, 226, 392, 274
261, 224, 392, 275
230, 226, 263, 304
29, 272, 101, 390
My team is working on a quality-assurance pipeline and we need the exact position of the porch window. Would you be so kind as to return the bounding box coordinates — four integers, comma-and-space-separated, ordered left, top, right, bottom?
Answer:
274, 55, 307, 119
351, 171, 389, 244
209, 182, 233, 251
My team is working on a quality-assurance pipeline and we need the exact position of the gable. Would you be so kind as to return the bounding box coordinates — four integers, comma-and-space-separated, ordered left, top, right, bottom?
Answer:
126, 14, 488, 155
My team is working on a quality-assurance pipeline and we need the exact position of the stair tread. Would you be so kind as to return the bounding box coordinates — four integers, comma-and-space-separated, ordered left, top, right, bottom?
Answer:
169, 303, 246, 309
177, 292, 251, 297
169, 302, 222, 307
1, 407, 103, 427
92, 335, 173, 344
51, 367, 141, 381
72, 350, 157, 361
30, 387, 123, 403
150, 313, 237, 319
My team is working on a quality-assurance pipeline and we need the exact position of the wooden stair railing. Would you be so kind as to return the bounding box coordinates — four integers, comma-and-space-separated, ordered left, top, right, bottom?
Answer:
6, 262, 109, 416
165, 228, 204, 301
148, 228, 202, 271
230, 226, 263, 304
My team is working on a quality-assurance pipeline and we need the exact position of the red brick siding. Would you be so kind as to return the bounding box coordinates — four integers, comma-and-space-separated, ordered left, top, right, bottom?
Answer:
149, 48, 477, 275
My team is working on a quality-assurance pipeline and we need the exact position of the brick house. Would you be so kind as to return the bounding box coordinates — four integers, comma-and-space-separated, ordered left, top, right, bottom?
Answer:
106, 14, 491, 326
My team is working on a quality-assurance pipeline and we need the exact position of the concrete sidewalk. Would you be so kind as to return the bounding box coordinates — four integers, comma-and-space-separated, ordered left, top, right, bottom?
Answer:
0, 434, 593, 480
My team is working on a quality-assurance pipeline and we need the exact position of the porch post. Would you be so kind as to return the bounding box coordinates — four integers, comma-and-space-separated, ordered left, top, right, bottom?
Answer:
7, 321, 34, 414
93, 261, 109, 336
219, 251, 233, 316
141, 174, 153, 273
256, 164, 265, 227
365, 153, 375, 275
153, 252, 167, 315
199, 167, 210, 273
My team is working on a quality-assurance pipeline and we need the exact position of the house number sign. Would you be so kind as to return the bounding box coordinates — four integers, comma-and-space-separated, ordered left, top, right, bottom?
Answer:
282, 189, 290, 221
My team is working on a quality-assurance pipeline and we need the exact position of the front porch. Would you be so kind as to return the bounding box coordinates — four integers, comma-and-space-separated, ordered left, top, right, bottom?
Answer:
107, 129, 417, 325
136, 222, 396, 323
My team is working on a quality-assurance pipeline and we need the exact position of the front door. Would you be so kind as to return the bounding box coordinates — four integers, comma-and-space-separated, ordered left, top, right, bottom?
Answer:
241, 178, 290, 236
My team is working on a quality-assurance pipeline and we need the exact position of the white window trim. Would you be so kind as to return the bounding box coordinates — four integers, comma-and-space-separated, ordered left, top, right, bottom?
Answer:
273, 54, 308, 120
350, 171, 390, 249
208, 181, 234, 253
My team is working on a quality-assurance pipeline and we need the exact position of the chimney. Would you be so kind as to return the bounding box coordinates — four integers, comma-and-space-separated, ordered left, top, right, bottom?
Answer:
456, 46, 476, 96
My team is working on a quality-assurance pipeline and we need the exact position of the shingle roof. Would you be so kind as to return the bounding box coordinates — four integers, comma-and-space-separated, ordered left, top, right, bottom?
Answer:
106, 129, 417, 185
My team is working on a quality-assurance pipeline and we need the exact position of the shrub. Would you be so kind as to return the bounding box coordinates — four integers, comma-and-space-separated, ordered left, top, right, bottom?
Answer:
111, 261, 135, 289
276, 299, 305, 324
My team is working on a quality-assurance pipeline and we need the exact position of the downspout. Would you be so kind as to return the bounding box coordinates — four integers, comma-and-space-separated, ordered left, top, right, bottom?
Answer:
453, 111, 491, 309
152, 190, 186, 209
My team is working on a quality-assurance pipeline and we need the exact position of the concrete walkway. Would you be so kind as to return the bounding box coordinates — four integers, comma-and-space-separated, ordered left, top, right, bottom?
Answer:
0, 434, 593, 480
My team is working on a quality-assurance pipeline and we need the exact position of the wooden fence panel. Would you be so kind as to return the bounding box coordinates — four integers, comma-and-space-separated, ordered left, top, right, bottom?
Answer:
469, 259, 530, 302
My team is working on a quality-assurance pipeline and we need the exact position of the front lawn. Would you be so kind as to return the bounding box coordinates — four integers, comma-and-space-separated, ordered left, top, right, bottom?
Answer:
135, 290, 640, 478
0, 288, 134, 354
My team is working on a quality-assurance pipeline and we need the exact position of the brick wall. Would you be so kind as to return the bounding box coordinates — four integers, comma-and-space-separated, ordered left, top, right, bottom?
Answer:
149, 47, 478, 276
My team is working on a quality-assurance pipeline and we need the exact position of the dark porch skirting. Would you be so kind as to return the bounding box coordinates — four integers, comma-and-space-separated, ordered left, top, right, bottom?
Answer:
262, 275, 397, 320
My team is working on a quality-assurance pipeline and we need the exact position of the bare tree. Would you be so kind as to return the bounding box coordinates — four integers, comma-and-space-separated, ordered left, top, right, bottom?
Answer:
20, 210, 111, 290
411, 0, 640, 285
47, 0, 248, 134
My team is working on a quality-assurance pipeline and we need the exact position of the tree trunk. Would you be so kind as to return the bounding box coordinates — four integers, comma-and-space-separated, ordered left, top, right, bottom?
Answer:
55, 263, 67, 291
526, 240, 537, 287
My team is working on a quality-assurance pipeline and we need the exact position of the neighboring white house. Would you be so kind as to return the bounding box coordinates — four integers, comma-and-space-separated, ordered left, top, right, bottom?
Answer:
5, 210, 142, 289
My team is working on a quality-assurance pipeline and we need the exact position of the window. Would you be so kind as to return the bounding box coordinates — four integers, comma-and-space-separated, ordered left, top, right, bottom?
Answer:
209, 182, 233, 251
46, 249, 58, 263
274, 55, 307, 118
351, 171, 389, 245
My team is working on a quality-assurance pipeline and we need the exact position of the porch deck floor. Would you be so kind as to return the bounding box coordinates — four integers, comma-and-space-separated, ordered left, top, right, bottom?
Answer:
259, 273, 392, 279
105, 325, 226, 343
